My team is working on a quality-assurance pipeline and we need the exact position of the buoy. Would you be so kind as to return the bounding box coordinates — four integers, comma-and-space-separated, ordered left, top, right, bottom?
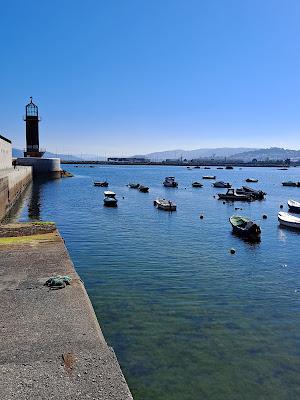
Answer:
280, 204, 283, 209
200, 215, 204, 219
223, 201, 226, 205
230, 248, 236, 254
122, 196, 125, 199
263, 214, 267, 219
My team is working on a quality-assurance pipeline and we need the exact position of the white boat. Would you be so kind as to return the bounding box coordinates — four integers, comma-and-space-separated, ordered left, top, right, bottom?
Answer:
103, 191, 118, 207
288, 199, 300, 213
213, 181, 231, 188
278, 212, 300, 229
154, 198, 176, 211
163, 177, 178, 187
203, 175, 216, 180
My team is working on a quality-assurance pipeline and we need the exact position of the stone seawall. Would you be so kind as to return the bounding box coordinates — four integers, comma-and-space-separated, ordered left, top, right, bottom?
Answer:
0, 176, 9, 221
0, 167, 32, 221
0, 223, 133, 399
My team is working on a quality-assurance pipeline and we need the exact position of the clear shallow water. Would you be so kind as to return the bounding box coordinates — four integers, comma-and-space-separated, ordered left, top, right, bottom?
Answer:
7, 165, 300, 399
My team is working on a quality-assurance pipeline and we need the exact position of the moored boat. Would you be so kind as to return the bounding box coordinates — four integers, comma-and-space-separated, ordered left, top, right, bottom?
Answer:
225, 166, 234, 169
229, 215, 261, 239
139, 185, 149, 192
218, 188, 252, 201
103, 191, 118, 207
278, 211, 300, 229
213, 181, 231, 188
194, 166, 200, 169
192, 181, 203, 187
288, 199, 300, 213
282, 181, 299, 187
128, 183, 140, 189
236, 186, 266, 200
94, 181, 108, 187
204, 166, 211, 169
203, 175, 216, 179
163, 177, 178, 187
216, 167, 224, 169
245, 178, 258, 183
154, 198, 176, 211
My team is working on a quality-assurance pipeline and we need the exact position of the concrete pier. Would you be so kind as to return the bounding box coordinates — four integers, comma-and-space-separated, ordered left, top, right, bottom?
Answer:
0, 166, 32, 221
0, 223, 133, 399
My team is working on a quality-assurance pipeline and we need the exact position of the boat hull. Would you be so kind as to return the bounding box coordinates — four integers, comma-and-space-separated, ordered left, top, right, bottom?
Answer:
218, 194, 251, 201
139, 186, 149, 192
104, 198, 118, 207
278, 218, 300, 229
94, 182, 108, 187
163, 182, 178, 187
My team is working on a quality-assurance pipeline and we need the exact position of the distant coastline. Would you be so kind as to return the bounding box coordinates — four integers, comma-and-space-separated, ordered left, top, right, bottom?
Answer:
61, 160, 297, 167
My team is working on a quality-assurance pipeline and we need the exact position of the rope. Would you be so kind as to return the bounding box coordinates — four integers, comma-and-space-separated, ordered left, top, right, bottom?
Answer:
44, 275, 72, 289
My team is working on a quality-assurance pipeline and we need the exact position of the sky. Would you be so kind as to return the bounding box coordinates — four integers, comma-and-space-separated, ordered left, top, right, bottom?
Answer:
0, 0, 300, 156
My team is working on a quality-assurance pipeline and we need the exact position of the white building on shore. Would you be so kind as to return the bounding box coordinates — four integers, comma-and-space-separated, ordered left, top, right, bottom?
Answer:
0, 134, 12, 170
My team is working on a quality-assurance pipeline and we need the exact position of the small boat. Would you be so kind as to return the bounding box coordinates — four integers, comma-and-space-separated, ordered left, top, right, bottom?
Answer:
163, 177, 178, 187
94, 181, 108, 187
217, 167, 224, 169
203, 175, 216, 180
282, 181, 299, 187
103, 191, 118, 207
218, 188, 252, 201
154, 198, 176, 211
288, 199, 300, 213
139, 185, 149, 193
229, 215, 261, 239
245, 178, 258, 183
192, 182, 203, 188
204, 166, 211, 169
225, 166, 234, 169
278, 212, 300, 229
194, 166, 200, 169
278, 168, 288, 170
236, 186, 266, 200
128, 183, 140, 189
213, 181, 231, 188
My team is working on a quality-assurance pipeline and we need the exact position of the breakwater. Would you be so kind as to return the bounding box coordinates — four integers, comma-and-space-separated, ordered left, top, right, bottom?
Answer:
0, 222, 133, 399
0, 167, 32, 221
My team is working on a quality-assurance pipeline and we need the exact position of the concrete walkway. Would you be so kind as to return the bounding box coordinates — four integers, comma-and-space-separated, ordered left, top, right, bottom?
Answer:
0, 224, 133, 399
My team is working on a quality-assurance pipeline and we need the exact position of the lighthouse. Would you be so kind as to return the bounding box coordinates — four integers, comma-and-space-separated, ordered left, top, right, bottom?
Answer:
24, 97, 45, 157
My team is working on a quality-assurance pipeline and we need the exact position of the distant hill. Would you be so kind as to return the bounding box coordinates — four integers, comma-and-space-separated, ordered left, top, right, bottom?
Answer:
228, 147, 300, 161
13, 148, 87, 161
135, 148, 256, 161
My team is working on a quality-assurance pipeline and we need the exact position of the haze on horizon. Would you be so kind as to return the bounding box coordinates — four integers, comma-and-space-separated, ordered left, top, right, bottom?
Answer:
1, 0, 300, 156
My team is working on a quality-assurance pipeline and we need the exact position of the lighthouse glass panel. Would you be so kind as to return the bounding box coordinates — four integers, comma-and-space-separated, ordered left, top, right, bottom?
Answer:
26, 103, 38, 116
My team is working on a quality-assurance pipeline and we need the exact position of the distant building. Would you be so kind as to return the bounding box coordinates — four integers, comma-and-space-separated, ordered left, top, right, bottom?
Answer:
107, 157, 150, 163
0, 134, 12, 169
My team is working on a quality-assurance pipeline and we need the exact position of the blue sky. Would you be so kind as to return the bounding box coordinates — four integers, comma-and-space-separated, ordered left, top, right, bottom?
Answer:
1, 0, 300, 156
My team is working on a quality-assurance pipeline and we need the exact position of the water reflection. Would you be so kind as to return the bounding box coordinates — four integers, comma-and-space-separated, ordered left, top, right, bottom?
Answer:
27, 179, 46, 221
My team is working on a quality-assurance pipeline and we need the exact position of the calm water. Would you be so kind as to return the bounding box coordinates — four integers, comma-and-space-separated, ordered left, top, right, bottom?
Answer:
7, 165, 300, 399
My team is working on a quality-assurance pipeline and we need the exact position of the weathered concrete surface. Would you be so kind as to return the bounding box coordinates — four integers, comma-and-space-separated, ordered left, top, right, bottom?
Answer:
0, 167, 32, 221
0, 224, 133, 400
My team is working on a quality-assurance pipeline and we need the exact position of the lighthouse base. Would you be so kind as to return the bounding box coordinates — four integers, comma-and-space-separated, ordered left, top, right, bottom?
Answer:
16, 157, 62, 179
